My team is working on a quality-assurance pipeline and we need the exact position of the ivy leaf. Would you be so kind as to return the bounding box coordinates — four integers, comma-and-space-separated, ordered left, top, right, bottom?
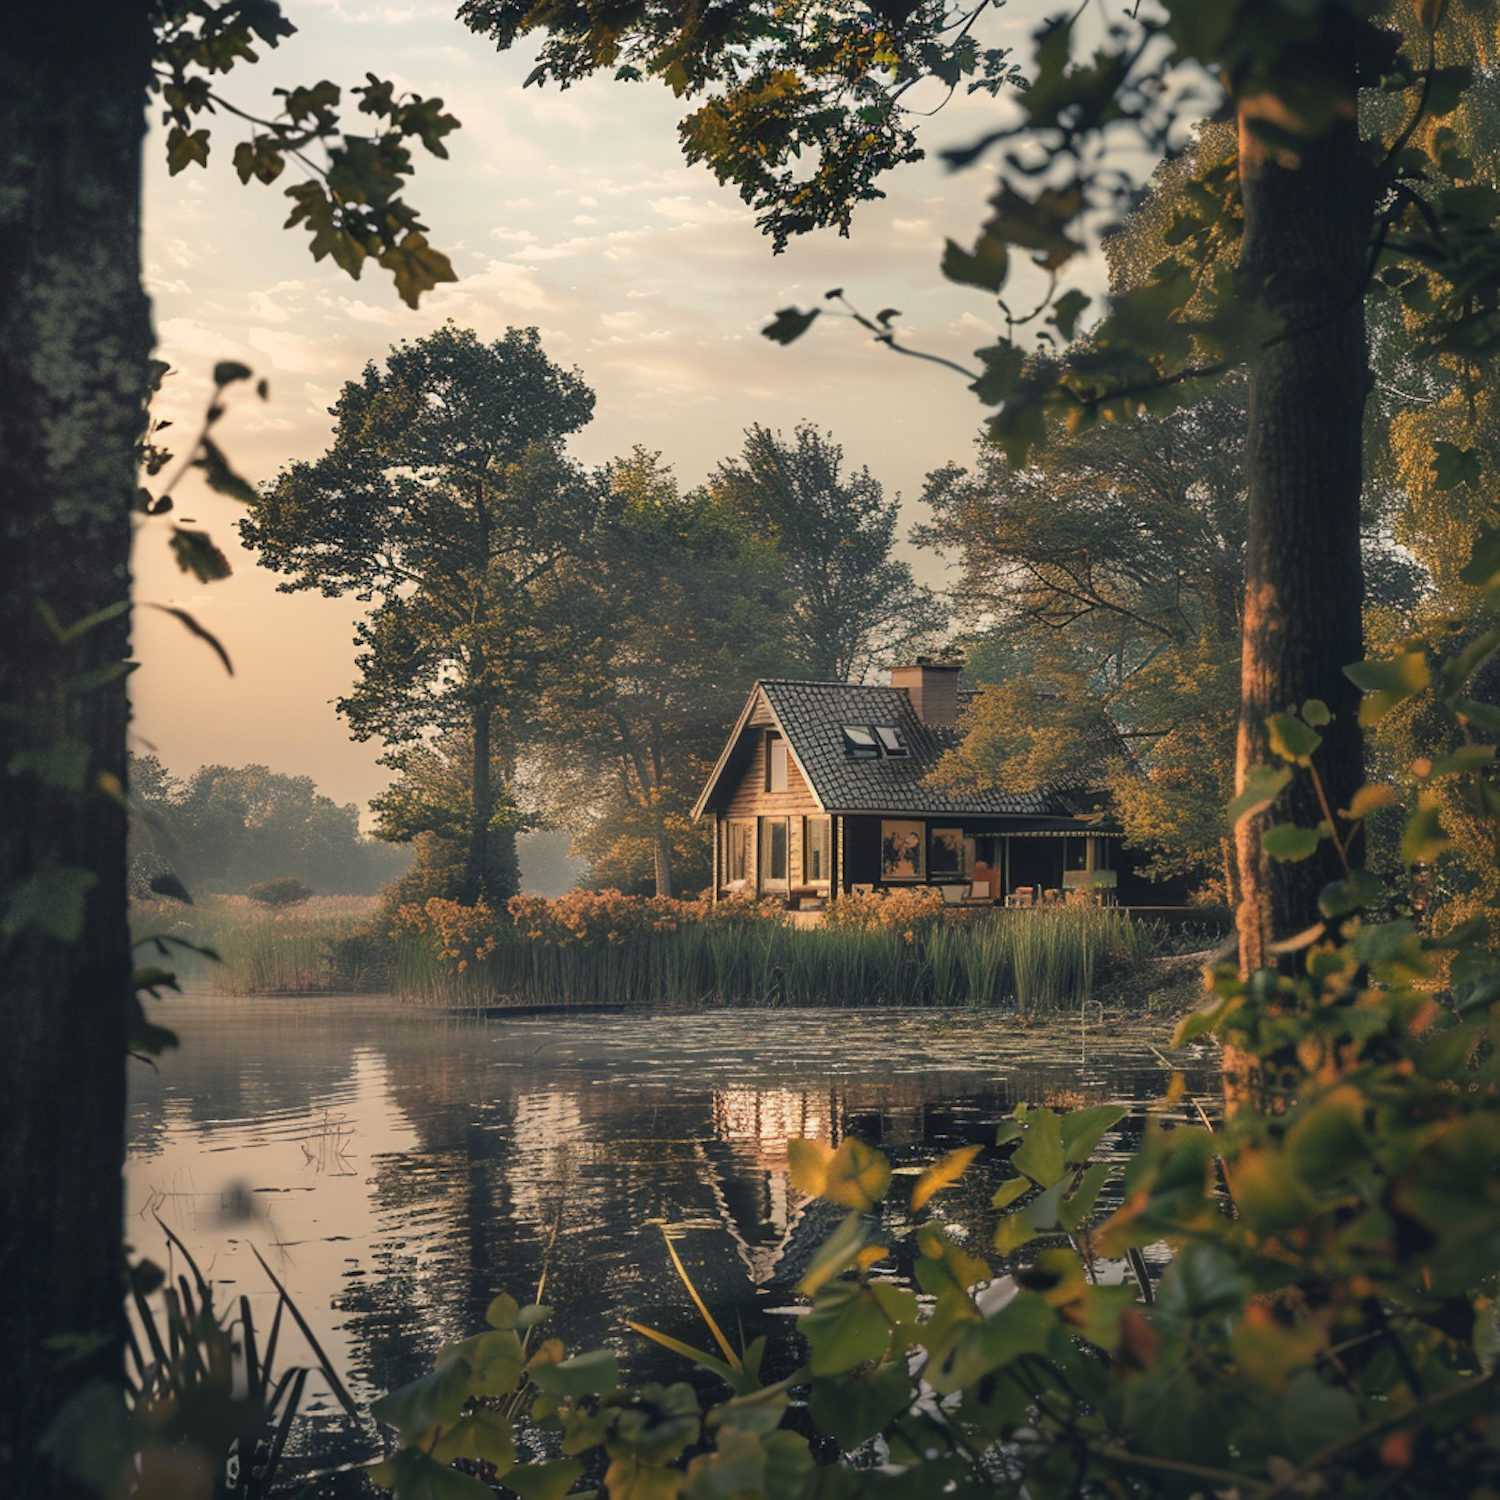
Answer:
1431, 440, 1482, 492
193, 437, 259, 505
165, 126, 211, 174
788, 1137, 890, 1209
1318, 868, 1381, 919
1010, 1106, 1064, 1186
1459, 526, 1500, 589
2, 866, 98, 944
502, 1459, 584, 1500
807, 1361, 911, 1449
1060, 1105, 1125, 1167
526, 1349, 618, 1398
169, 528, 233, 583
798, 1282, 890, 1377
1402, 794, 1452, 864
969, 340, 1025, 405
1267, 711, 1322, 766
1344, 651, 1431, 726
378, 231, 458, 310
143, 605, 234, 677
1229, 764, 1292, 825
1262, 824, 1323, 862
1048, 288, 1092, 340
370, 1356, 474, 1446
762, 307, 819, 345
941, 233, 1009, 292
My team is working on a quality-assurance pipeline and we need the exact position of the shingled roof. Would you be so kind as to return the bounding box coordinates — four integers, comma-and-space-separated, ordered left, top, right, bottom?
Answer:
694, 678, 1078, 820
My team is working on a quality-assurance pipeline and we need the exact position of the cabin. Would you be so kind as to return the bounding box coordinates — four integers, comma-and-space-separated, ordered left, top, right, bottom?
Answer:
693, 662, 1158, 910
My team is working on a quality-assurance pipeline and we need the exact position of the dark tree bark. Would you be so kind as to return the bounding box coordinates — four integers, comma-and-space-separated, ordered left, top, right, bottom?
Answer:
0, 4, 153, 1493
1233, 80, 1372, 981
467, 701, 493, 903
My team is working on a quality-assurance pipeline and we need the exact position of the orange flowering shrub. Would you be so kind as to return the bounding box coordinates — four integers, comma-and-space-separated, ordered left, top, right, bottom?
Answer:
395, 898, 498, 971
819, 885, 948, 933
507, 889, 716, 946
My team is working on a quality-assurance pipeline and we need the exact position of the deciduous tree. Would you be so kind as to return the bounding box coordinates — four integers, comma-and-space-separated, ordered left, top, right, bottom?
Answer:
241, 325, 597, 906
535, 449, 792, 897
708, 423, 944, 683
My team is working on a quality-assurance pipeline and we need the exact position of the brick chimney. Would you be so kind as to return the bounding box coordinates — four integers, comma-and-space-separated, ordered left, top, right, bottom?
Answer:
890, 660, 960, 727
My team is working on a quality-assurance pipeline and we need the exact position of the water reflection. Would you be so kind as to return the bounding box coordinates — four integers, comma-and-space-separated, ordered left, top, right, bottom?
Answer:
127, 995, 1211, 1453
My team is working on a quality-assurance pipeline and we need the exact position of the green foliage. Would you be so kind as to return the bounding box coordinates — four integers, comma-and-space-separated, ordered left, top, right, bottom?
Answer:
532, 448, 794, 898
244, 876, 313, 907
706, 422, 944, 683
921, 390, 1248, 891
458, 1, 1023, 251
241, 325, 597, 904
152, 3, 458, 306
130, 755, 410, 896
46, 1238, 354, 1500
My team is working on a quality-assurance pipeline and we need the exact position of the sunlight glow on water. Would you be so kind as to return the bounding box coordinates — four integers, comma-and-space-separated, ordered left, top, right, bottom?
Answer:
126, 994, 1212, 1452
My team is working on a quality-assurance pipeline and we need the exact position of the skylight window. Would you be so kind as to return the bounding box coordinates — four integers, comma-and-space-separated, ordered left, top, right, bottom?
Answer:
874, 726, 907, 757
842, 725, 878, 759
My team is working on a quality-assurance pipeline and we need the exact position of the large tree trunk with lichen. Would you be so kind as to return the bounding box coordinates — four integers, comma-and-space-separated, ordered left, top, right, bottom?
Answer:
1230, 74, 1371, 1099
0, 5, 153, 1493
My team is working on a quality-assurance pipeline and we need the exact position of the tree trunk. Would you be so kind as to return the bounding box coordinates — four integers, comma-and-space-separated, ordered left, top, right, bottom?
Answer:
653, 830, 674, 900
1232, 77, 1371, 979
0, 5, 153, 1493
467, 705, 493, 904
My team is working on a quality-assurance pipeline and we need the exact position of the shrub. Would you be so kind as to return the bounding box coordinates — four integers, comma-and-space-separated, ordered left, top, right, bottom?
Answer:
245, 877, 314, 908
818, 884, 947, 933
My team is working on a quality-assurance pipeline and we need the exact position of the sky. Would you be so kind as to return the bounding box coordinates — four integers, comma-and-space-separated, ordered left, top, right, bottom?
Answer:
131, 0, 1085, 822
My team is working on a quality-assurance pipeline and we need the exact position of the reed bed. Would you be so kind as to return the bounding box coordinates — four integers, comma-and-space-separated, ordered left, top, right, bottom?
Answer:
130, 895, 388, 994
396, 894, 1147, 1015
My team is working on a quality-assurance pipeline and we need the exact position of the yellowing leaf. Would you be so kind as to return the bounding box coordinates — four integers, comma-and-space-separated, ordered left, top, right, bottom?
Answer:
1342, 783, 1398, 819
790, 1137, 891, 1210
911, 1144, 983, 1211
1267, 711, 1322, 766
1402, 793, 1452, 865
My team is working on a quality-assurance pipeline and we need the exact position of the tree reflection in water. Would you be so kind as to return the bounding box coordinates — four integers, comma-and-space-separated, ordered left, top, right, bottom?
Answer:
128, 995, 1214, 1472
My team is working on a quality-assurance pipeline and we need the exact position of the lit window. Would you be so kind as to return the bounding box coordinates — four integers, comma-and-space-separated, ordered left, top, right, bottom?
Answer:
725, 821, 754, 885
805, 817, 831, 883
766, 732, 788, 792
874, 726, 906, 757
842, 725, 878, 759
761, 817, 790, 887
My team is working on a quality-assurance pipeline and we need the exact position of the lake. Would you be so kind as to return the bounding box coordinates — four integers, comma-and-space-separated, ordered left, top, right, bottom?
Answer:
125, 992, 1212, 1487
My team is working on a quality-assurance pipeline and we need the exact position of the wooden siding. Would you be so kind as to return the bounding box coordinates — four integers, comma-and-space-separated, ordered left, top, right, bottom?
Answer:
717, 730, 820, 894
723, 734, 819, 820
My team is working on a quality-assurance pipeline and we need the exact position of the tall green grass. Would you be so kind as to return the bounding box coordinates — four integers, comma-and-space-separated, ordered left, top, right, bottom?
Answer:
398, 905, 1146, 1014
130, 895, 389, 994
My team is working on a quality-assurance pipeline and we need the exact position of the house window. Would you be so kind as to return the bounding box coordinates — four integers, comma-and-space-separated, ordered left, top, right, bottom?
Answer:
766, 732, 788, 793
874, 726, 907, 757
880, 820, 925, 881
760, 817, 790, 889
725, 820, 754, 887
804, 816, 831, 883
929, 827, 966, 878
842, 725, 878, 759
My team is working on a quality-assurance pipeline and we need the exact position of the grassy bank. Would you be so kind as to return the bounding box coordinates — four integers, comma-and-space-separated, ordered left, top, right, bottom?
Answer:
396, 893, 1150, 1014
130, 895, 389, 994
131, 889, 1168, 1013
